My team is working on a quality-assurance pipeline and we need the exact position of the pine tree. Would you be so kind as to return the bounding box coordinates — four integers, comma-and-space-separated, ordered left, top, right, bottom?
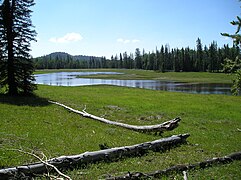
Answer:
221, 13, 241, 95
173, 48, 180, 72
119, 53, 123, 68
208, 41, 218, 72
0, 0, 36, 95
203, 45, 209, 71
164, 44, 169, 71
184, 47, 191, 71
196, 38, 203, 71
221, 16, 241, 46
134, 48, 142, 69
160, 45, 165, 72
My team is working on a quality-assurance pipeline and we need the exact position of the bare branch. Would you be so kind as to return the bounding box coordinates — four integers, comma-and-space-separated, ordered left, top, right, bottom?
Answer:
0, 134, 190, 179
106, 151, 241, 179
8, 149, 72, 180
49, 100, 181, 133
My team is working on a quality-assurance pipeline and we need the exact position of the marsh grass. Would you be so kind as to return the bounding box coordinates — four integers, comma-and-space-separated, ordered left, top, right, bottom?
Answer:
36, 69, 233, 83
0, 74, 240, 179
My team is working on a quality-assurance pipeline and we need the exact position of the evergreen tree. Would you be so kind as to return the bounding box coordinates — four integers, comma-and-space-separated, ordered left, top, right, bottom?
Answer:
180, 48, 185, 71
129, 53, 134, 69
0, 0, 36, 95
196, 38, 203, 71
123, 52, 128, 69
164, 44, 170, 71
101, 56, 107, 68
110, 55, 114, 68
184, 47, 191, 71
114, 54, 118, 68
170, 49, 175, 71
160, 45, 165, 72
142, 49, 148, 70
221, 16, 241, 46
208, 41, 218, 72
203, 45, 209, 71
173, 48, 180, 72
119, 53, 123, 68
134, 48, 142, 69
147, 52, 154, 70
222, 13, 241, 95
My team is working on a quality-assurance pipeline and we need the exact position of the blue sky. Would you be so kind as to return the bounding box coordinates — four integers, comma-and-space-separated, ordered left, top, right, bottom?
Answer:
31, 0, 241, 58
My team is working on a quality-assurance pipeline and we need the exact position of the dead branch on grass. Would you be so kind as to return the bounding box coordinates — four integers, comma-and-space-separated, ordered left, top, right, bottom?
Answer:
0, 134, 189, 179
5, 149, 72, 180
49, 101, 181, 133
106, 151, 241, 179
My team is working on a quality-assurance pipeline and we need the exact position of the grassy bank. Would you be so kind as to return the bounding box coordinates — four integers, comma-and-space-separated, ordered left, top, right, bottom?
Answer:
0, 84, 240, 179
35, 69, 233, 83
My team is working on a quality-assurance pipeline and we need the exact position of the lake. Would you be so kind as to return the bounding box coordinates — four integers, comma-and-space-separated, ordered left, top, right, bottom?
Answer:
35, 71, 233, 95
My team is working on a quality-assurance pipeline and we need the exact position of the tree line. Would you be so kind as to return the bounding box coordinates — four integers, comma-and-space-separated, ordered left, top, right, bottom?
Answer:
34, 38, 240, 73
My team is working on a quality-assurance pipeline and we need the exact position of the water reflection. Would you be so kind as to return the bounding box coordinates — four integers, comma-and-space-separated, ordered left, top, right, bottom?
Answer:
35, 72, 234, 95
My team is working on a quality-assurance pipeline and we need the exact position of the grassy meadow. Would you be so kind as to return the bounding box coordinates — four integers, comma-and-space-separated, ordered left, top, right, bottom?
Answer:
0, 70, 241, 179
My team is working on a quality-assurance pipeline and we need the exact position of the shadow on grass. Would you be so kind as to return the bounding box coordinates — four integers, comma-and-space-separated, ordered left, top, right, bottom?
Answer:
0, 93, 50, 107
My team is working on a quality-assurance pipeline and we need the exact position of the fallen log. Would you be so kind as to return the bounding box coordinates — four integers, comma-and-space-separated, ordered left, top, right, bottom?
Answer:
106, 151, 241, 179
49, 101, 181, 133
0, 134, 190, 179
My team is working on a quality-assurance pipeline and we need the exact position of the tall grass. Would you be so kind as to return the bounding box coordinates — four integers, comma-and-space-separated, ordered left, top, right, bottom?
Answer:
0, 84, 240, 179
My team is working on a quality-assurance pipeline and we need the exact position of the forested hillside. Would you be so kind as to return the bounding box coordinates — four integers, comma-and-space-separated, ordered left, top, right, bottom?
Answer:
34, 38, 240, 72
34, 52, 102, 69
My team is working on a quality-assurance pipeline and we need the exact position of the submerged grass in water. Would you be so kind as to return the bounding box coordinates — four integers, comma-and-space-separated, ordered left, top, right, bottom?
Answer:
36, 69, 233, 83
0, 83, 240, 179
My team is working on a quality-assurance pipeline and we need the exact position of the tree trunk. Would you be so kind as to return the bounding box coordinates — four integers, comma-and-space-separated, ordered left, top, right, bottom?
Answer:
107, 151, 241, 179
49, 101, 181, 133
5, 0, 17, 95
0, 134, 190, 179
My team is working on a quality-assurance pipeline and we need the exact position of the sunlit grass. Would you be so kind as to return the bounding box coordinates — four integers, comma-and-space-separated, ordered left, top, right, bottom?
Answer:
0, 82, 240, 179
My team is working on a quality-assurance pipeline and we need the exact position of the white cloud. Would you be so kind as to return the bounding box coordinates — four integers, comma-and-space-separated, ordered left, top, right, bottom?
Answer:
49, 33, 83, 43
117, 38, 130, 43
117, 38, 140, 44
132, 39, 140, 43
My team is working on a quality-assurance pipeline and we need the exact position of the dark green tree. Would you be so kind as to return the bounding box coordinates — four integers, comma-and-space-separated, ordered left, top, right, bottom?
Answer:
123, 52, 128, 69
154, 47, 159, 71
129, 53, 134, 69
221, 13, 241, 95
184, 47, 191, 71
164, 45, 170, 71
0, 0, 36, 95
221, 16, 241, 46
119, 53, 123, 68
146, 52, 153, 70
203, 45, 209, 71
208, 41, 218, 72
196, 38, 203, 71
142, 49, 148, 70
134, 48, 142, 69
159, 45, 164, 72
173, 48, 180, 72
180, 48, 185, 71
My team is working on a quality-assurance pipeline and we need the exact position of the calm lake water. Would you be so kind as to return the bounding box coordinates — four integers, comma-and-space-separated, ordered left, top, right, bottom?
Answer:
35, 72, 233, 95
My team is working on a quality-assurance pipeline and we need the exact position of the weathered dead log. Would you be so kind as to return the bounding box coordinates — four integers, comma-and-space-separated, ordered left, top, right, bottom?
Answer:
49, 101, 181, 133
0, 134, 189, 179
106, 151, 241, 179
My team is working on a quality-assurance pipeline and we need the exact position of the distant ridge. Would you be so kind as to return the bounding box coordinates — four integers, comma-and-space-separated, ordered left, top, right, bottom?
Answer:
36, 52, 103, 61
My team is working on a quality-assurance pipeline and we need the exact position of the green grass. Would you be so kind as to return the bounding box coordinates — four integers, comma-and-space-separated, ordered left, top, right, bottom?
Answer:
35, 69, 233, 83
0, 72, 241, 179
